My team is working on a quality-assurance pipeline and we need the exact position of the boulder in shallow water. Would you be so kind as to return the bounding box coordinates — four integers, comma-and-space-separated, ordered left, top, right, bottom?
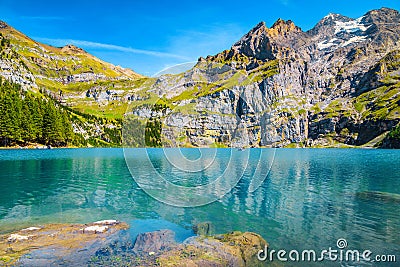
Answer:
158, 231, 268, 267
88, 230, 270, 267
133, 229, 176, 253
192, 221, 214, 236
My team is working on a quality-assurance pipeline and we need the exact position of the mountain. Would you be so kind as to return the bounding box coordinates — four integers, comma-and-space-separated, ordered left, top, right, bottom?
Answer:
0, 21, 143, 147
123, 7, 400, 148
0, 21, 141, 83
0, 8, 400, 148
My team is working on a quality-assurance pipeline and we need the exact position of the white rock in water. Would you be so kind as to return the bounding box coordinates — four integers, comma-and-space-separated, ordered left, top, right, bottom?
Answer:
93, 220, 119, 225
7, 234, 32, 242
21, 227, 41, 232
82, 225, 108, 233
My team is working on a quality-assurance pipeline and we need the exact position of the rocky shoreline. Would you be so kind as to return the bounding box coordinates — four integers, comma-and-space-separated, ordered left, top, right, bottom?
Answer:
0, 220, 269, 267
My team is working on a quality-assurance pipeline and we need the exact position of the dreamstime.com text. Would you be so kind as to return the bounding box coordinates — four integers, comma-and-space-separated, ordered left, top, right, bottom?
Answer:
257, 238, 397, 263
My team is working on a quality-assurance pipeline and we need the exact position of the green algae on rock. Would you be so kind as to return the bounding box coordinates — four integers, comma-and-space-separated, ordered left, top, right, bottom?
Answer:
157, 231, 268, 267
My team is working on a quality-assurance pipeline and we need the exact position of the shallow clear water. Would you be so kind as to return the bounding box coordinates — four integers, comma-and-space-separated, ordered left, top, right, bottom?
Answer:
0, 148, 399, 266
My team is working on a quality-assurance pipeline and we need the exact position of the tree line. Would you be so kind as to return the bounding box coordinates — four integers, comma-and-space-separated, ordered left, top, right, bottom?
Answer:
0, 78, 74, 147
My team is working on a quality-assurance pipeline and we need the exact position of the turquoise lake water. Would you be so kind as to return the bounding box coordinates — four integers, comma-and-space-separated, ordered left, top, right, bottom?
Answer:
0, 148, 399, 266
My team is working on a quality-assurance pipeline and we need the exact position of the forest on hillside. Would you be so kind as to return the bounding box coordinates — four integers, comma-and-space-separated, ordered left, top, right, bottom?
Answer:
0, 78, 165, 148
0, 78, 75, 147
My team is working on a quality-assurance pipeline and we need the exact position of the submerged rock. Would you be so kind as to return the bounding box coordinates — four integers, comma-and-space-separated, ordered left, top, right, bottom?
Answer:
192, 221, 214, 236
356, 191, 400, 203
133, 229, 176, 253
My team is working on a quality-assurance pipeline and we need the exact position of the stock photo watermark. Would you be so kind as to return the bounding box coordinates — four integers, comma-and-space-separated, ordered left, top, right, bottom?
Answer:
257, 238, 397, 263
122, 61, 276, 207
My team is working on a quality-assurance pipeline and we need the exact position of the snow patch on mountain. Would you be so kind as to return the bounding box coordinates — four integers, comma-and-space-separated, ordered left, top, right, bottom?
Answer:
317, 36, 368, 50
317, 38, 339, 50
340, 36, 368, 47
334, 16, 371, 34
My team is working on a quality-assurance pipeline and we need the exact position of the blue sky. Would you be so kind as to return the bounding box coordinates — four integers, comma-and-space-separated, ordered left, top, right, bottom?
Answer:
0, 0, 399, 76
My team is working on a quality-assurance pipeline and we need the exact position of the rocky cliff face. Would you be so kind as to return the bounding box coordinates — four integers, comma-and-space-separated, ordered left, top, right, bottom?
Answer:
126, 7, 400, 148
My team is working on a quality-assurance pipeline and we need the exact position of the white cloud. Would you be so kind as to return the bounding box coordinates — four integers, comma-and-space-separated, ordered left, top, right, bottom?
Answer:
34, 37, 190, 60
33, 24, 245, 75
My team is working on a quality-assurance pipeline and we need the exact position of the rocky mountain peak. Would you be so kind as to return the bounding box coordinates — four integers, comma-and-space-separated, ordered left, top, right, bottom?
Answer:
61, 44, 87, 54
269, 18, 302, 37
309, 11, 377, 52
363, 7, 400, 21
308, 13, 352, 36
322, 13, 350, 23
310, 7, 400, 52
230, 21, 272, 60
359, 7, 400, 50
253, 21, 267, 30
244, 21, 268, 38
361, 7, 400, 30
208, 19, 303, 62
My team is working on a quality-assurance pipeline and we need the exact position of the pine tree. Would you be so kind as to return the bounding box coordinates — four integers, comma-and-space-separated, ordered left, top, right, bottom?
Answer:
20, 94, 37, 142
61, 110, 73, 144
0, 82, 22, 145
42, 100, 64, 146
